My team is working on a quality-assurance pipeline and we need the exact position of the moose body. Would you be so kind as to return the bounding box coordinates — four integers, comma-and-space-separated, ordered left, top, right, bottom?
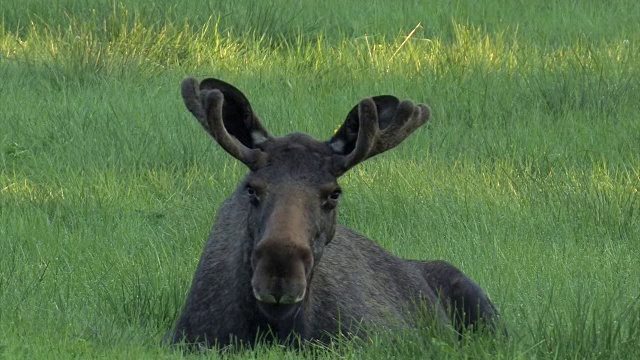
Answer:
171, 77, 502, 348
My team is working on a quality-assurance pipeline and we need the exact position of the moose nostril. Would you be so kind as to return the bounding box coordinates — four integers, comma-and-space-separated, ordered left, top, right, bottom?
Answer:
253, 288, 278, 304
252, 287, 306, 305
278, 289, 306, 304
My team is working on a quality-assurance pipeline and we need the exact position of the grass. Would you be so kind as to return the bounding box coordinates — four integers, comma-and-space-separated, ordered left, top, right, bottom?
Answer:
1, 0, 639, 358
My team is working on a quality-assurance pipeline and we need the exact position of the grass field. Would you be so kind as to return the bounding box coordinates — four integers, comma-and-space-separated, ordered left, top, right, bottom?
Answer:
1, 0, 639, 358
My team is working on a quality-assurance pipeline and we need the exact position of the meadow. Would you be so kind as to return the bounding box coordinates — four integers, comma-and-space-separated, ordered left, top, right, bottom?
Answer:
1, 0, 639, 358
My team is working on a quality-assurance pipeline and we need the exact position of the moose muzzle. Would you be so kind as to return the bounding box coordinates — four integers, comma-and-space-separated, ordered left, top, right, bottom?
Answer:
251, 239, 312, 307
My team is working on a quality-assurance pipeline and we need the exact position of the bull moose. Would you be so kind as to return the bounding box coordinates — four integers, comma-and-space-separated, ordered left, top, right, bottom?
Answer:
171, 77, 503, 348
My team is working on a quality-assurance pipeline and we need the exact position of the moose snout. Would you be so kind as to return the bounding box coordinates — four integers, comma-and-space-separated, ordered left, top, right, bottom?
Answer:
251, 240, 312, 306
252, 280, 306, 305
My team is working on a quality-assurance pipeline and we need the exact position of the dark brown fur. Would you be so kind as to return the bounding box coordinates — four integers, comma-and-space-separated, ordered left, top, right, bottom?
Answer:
170, 78, 503, 348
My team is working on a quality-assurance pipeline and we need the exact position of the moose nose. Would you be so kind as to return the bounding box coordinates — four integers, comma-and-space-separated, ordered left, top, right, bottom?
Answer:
252, 286, 306, 305
250, 237, 312, 306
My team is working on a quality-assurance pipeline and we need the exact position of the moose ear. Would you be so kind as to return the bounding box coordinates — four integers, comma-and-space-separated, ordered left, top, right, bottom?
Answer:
328, 96, 400, 155
196, 78, 272, 148
327, 95, 430, 175
181, 77, 272, 170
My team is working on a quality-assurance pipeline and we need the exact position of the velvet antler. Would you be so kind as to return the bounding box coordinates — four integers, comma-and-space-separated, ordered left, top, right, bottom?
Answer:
329, 96, 430, 175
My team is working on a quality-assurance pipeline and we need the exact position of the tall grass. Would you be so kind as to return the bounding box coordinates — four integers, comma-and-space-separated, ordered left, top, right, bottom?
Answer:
1, 0, 639, 358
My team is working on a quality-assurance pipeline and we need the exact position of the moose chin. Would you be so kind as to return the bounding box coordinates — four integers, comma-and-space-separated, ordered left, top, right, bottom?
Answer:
169, 77, 505, 348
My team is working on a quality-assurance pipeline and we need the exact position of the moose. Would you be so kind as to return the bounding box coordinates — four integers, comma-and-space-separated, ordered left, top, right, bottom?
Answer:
171, 77, 503, 348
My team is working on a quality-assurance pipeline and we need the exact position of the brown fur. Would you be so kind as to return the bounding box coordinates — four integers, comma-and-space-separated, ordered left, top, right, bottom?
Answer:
170, 77, 504, 348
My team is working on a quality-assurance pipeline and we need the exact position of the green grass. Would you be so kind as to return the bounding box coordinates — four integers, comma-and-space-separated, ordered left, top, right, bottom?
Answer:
1, 0, 639, 358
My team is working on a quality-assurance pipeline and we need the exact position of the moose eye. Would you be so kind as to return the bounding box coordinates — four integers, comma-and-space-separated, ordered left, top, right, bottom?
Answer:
323, 188, 342, 210
246, 185, 260, 205
329, 189, 342, 201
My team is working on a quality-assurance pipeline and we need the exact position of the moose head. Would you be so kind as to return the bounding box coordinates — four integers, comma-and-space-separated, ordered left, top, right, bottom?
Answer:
181, 77, 430, 321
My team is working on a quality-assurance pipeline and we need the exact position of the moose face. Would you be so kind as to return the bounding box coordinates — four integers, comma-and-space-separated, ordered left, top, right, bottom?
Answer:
180, 77, 430, 321
244, 134, 341, 319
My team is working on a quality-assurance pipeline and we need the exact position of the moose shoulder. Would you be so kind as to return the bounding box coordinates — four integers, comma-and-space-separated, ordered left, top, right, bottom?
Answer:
171, 77, 503, 347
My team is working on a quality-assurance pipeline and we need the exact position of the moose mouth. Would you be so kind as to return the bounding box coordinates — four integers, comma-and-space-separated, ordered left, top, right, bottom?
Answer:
252, 286, 306, 321
255, 298, 302, 321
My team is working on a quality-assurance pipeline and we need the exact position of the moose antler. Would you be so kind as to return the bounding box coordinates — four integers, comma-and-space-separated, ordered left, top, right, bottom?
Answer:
181, 77, 268, 170
330, 97, 430, 175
